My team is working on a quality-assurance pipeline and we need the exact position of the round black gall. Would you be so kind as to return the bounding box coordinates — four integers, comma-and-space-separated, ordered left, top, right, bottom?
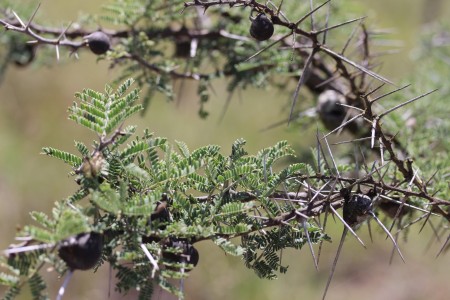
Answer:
250, 14, 274, 41
12, 43, 36, 67
58, 232, 103, 271
85, 31, 110, 55
343, 194, 373, 228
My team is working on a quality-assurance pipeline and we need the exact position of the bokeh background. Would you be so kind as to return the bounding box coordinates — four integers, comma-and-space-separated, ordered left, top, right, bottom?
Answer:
1, 0, 449, 299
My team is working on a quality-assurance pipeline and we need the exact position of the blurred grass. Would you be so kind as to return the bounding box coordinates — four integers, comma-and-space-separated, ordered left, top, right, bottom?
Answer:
0, 0, 449, 299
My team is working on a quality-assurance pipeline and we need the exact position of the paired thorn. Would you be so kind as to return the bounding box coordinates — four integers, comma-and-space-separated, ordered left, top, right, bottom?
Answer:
276, 0, 284, 16
340, 19, 364, 55
320, 46, 395, 85
322, 135, 342, 186
3, 243, 54, 255
295, 0, 331, 27
436, 234, 450, 258
364, 83, 386, 97
56, 45, 60, 61
57, 22, 73, 42
245, 32, 293, 62
288, 48, 317, 124
328, 205, 366, 248
367, 219, 374, 243
331, 136, 372, 145
321, 112, 364, 140
12, 10, 26, 28
379, 194, 434, 215
25, 3, 41, 30
370, 84, 411, 104
370, 117, 378, 149
322, 228, 347, 300
316, 128, 322, 173
418, 211, 433, 234
56, 269, 74, 300
388, 219, 403, 264
314, 16, 366, 35
141, 243, 160, 278
302, 220, 319, 271
317, 205, 329, 265
370, 212, 405, 263
394, 212, 432, 235
322, 0, 331, 44
379, 89, 438, 119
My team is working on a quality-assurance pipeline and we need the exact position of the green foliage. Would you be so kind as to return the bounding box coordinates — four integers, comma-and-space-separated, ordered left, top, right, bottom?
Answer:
28, 273, 48, 300
1, 285, 20, 300
242, 225, 319, 279
101, 0, 146, 26
1, 80, 331, 299
3, 69, 437, 300
40, 148, 82, 171
0, 272, 19, 287
69, 78, 142, 135
214, 238, 245, 256
24, 0, 362, 117
6, 250, 45, 277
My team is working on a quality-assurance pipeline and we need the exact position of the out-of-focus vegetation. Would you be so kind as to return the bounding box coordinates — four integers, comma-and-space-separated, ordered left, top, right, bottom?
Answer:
0, 0, 449, 299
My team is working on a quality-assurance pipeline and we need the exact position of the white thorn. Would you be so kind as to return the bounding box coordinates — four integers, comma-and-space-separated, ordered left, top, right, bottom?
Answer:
140, 243, 159, 278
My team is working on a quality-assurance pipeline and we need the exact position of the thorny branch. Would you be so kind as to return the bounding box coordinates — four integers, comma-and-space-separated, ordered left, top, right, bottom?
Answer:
1, 3, 450, 300
1, 1, 448, 236
1, 2, 390, 99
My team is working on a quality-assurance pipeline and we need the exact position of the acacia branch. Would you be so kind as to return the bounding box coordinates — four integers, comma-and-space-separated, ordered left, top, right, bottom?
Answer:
2, 3, 443, 215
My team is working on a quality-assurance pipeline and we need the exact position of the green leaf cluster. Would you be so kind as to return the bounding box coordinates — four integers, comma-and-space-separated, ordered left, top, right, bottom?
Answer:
1, 80, 327, 299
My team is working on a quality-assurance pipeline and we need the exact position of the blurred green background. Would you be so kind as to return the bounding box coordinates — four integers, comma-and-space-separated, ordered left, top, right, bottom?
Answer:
1, 0, 449, 299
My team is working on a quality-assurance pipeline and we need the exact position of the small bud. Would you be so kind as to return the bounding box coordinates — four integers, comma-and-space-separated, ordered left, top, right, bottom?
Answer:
250, 14, 274, 41
76, 151, 105, 179
84, 31, 110, 55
